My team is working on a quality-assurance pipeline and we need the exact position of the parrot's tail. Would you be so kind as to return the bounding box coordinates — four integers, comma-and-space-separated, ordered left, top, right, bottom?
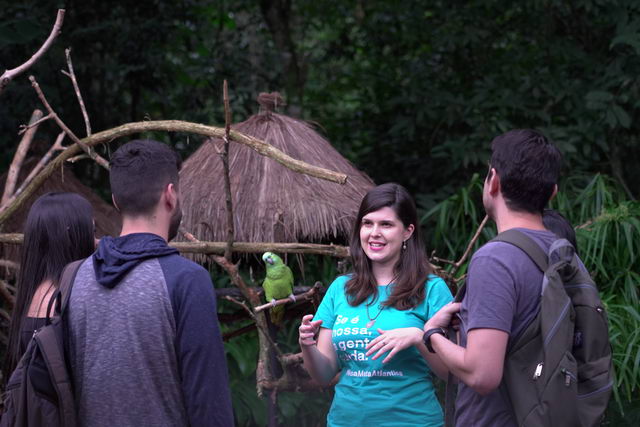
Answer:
270, 305, 285, 327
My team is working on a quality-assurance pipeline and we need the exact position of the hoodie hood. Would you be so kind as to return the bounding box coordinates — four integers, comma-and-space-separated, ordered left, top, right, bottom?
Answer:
93, 233, 178, 289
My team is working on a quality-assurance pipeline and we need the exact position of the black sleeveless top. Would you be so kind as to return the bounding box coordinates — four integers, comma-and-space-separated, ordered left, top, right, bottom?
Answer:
19, 317, 48, 355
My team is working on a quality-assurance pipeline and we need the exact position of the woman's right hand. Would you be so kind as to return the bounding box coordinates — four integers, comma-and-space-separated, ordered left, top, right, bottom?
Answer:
299, 314, 323, 347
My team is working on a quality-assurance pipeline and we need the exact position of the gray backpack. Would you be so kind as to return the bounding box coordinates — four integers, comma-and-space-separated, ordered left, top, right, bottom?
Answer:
0, 259, 83, 427
445, 229, 613, 427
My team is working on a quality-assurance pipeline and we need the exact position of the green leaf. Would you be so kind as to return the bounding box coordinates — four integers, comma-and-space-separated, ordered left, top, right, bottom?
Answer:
611, 104, 632, 128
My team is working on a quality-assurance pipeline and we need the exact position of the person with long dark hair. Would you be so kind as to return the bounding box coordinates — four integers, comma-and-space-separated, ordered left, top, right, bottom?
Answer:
299, 183, 452, 427
3, 192, 95, 383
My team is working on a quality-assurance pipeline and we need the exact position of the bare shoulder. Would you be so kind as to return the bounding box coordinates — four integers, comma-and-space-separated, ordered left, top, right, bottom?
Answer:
27, 280, 56, 318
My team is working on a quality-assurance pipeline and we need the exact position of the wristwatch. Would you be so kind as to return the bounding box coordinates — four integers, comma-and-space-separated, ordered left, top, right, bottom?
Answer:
423, 327, 447, 353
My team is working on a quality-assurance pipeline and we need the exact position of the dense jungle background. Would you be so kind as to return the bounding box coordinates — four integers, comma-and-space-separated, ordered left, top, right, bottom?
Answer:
1, 0, 639, 425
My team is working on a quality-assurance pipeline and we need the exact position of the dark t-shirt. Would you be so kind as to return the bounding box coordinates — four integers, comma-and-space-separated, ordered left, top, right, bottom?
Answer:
455, 228, 558, 427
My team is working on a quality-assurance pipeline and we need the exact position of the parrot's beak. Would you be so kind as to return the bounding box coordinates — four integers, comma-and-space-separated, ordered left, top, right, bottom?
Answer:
266, 257, 274, 265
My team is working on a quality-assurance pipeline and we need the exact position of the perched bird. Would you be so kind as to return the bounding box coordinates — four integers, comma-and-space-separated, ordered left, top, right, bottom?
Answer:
261, 252, 295, 326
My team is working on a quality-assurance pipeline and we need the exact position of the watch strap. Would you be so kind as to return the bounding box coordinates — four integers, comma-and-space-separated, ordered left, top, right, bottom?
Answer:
423, 327, 447, 353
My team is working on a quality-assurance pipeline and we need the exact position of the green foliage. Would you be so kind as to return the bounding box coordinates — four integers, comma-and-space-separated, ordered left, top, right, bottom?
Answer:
2, 0, 640, 199
421, 172, 640, 417
2, 0, 640, 422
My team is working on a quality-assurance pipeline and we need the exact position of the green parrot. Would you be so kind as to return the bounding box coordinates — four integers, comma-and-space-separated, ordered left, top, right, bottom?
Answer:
261, 252, 295, 326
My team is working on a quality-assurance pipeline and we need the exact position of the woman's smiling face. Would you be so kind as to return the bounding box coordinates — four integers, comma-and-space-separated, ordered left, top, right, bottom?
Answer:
359, 206, 414, 268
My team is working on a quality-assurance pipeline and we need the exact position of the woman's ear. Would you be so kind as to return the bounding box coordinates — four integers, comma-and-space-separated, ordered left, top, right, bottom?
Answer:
404, 223, 415, 241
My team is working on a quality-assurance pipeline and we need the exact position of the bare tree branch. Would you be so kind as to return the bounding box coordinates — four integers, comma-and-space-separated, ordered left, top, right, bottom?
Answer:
0, 9, 65, 95
1, 110, 44, 206
13, 132, 66, 200
0, 233, 352, 258
452, 215, 489, 273
29, 76, 109, 170
0, 120, 347, 229
221, 80, 234, 260
254, 281, 323, 313
62, 48, 92, 136
0, 279, 15, 309
0, 260, 19, 270
224, 295, 284, 358
67, 154, 89, 163
18, 113, 53, 135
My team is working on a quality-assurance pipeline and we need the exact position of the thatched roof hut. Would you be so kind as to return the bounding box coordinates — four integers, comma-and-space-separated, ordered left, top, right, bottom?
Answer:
179, 93, 374, 245
0, 159, 121, 270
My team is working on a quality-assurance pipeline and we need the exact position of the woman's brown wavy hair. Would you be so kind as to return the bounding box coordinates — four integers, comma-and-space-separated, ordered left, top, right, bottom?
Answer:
345, 183, 431, 310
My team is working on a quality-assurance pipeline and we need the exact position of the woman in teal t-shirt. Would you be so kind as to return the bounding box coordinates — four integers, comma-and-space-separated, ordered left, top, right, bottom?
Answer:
299, 183, 453, 427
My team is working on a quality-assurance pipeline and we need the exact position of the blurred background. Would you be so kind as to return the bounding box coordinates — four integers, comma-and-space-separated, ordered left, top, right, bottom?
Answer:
1, 0, 638, 425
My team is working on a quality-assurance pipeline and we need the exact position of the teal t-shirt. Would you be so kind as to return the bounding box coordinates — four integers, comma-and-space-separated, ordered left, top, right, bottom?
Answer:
314, 274, 453, 427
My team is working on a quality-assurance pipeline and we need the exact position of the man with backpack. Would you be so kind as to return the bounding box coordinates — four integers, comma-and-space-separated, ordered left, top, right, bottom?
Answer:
422, 129, 612, 426
66, 140, 234, 426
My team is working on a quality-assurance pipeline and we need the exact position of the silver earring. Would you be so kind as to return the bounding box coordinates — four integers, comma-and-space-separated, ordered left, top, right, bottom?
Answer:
402, 240, 407, 250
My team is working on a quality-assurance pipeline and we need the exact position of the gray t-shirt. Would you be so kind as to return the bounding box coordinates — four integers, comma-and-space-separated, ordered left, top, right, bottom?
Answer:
455, 228, 558, 427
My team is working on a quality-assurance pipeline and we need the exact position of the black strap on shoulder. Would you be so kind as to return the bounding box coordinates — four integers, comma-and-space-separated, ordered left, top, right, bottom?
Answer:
444, 281, 466, 427
46, 259, 85, 324
444, 343, 457, 427
491, 229, 549, 272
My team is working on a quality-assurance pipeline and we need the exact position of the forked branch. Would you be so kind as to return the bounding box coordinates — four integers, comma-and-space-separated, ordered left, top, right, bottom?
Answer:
0, 9, 65, 94
29, 76, 109, 169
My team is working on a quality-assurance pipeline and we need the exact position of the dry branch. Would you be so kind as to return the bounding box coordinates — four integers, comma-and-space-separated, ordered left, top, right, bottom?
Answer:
223, 295, 283, 358
29, 76, 109, 170
221, 80, 234, 260
0, 260, 19, 270
0, 234, 22, 244
1, 110, 44, 206
18, 113, 53, 135
0, 9, 65, 94
216, 285, 312, 300
172, 240, 349, 257
223, 324, 256, 342
254, 281, 323, 313
13, 132, 66, 201
0, 280, 15, 309
62, 48, 92, 136
0, 120, 347, 229
0, 233, 351, 258
451, 214, 489, 274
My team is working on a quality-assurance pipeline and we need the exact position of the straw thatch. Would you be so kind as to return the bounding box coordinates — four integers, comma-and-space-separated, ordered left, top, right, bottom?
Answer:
0, 158, 121, 269
179, 93, 374, 245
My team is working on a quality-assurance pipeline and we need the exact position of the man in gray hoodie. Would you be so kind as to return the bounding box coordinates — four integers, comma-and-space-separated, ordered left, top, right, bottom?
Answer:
67, 139, 234, 426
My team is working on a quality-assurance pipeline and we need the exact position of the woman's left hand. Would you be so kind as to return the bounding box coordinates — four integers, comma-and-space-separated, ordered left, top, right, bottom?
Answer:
365, 327, 423, 363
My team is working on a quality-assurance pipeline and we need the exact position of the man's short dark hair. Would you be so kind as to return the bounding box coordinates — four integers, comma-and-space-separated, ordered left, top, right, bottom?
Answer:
489, 129, 562, 214
110, 139, 182, 216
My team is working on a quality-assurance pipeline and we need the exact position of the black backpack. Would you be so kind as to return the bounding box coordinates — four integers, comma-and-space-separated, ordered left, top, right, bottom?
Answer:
0, 259, 83, 427
445, 229, 613, 427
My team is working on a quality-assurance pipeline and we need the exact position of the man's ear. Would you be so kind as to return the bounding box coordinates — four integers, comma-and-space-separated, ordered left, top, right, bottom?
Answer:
164, 183, 178, 210
488, 168, 500, 195
549, 184, 558, 201
111, 195, 120, 212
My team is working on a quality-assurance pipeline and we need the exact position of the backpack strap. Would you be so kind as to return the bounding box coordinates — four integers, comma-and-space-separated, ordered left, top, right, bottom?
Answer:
45, 259, 85, 324
444, 283, 466, 427
491, 229, 549, 272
